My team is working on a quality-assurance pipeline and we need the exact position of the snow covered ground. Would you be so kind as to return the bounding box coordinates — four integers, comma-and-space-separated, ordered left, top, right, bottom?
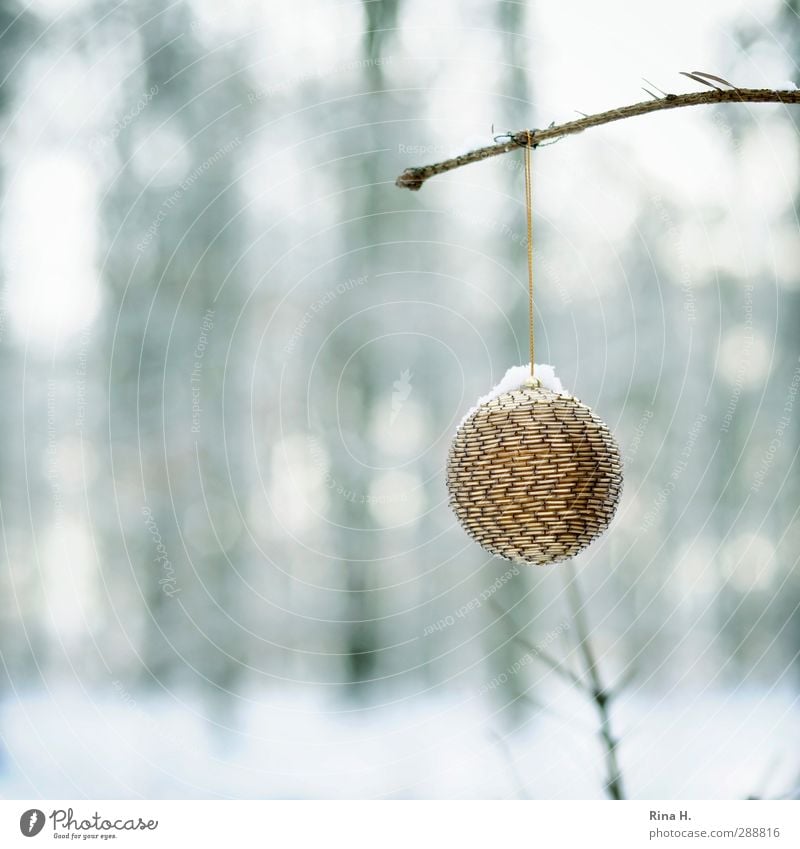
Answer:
1, 684, 797, 799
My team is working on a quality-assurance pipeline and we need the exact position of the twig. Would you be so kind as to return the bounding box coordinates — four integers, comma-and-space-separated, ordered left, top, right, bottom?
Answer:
511, 630, 587, 691
563, 562, 625, 801
488, 583, 629, 799
395, 87, 800, 190
488, 727, 531, 799
486, 595, 586, 689
610, 663, 638, 696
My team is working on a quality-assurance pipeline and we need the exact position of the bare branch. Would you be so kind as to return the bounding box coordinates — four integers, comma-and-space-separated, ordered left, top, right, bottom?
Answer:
487, 727, 531, 799
395, 87, 800, 190
486, 595, 586, 690
511, 630, 588, 691
562, 562, 626, 801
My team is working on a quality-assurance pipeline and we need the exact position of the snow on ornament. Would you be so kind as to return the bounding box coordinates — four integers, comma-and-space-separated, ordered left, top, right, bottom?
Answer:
447, 364, 623, 565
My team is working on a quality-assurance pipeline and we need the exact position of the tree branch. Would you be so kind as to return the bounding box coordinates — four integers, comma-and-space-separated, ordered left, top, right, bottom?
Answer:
395, 87, 800, 191
563, 562, 626, 801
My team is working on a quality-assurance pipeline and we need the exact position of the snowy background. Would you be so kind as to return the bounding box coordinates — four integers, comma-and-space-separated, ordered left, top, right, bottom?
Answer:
0, 0, 799, 799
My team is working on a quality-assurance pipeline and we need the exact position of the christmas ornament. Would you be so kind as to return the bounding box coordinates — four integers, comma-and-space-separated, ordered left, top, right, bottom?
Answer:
446, 133, 623, 565
447, 365, 623, 565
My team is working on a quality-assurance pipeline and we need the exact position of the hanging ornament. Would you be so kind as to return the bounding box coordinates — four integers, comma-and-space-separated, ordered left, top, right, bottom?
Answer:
446, 133, 623, 565
447, 364, 622, 565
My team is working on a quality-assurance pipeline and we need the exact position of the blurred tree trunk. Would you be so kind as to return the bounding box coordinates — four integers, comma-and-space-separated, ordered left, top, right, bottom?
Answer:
100, 1, 253, 712
327, 0, 404, 689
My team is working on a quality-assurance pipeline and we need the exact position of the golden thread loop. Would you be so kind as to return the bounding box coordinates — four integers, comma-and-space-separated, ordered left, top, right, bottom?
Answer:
523, 130, 534, 377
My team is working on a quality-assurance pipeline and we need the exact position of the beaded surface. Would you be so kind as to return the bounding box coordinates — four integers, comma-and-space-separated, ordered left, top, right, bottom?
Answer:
447, 386, 623, 565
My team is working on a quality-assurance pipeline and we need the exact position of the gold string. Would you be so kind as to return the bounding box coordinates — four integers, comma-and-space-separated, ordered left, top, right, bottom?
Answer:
523, 130, 534, 378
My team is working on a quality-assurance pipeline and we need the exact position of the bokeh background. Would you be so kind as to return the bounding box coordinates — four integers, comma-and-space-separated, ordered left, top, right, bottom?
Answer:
0, 0, 799, 799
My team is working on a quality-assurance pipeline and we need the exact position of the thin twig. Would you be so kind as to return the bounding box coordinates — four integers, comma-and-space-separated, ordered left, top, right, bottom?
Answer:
610, 663, 638, 696
486, 595, 585, 689
511, 630, 587, 691
488, 582, 628, 799
563, 562, 626, 801
488, 728, 531, 799
395, 87, 800, 190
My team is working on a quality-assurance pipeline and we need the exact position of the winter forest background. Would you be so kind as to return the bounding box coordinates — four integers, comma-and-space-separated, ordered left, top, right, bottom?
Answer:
0, 0, 799, 799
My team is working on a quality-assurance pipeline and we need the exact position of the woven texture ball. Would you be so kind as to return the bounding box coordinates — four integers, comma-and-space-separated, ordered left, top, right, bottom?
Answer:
447, 381, 623, 565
